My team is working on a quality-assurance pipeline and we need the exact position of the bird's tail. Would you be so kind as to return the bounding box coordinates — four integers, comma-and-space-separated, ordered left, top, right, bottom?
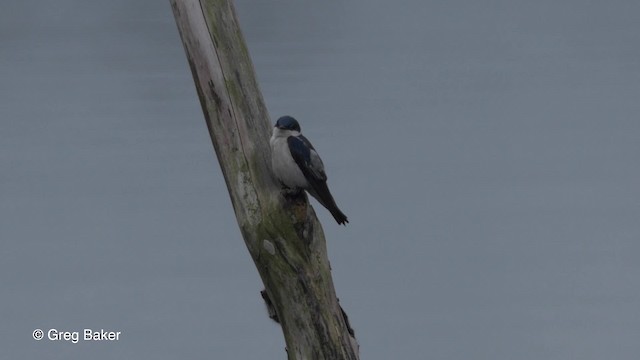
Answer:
308, 183, 349, 225
328, 204, 349, 226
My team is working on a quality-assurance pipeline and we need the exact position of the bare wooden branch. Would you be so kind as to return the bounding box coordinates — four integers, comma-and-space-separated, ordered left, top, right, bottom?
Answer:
170, 1, 359, 358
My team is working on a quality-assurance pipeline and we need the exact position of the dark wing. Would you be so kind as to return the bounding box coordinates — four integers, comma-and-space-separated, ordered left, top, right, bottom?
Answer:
287, 135, 327, 183
287, 135, 349, 225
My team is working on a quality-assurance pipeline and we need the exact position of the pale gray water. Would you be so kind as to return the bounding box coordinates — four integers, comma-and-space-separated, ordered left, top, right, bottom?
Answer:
2, 1, 639, 359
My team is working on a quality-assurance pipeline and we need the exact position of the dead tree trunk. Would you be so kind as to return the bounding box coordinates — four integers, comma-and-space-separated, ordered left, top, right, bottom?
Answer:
170, 1, 359, 359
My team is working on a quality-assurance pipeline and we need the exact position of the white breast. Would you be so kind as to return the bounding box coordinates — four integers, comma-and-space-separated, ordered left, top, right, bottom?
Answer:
270, 132, 308, 189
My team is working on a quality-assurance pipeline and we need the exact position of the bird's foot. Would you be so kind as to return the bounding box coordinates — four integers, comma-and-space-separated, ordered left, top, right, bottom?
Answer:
280, 187, 302, 197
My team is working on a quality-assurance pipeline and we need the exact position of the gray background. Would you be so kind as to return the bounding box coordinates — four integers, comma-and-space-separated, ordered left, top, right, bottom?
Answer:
2, 0, 639, 359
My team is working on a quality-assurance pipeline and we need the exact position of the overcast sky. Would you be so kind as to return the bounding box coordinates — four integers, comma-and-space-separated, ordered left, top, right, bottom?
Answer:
2, 1, 639, 359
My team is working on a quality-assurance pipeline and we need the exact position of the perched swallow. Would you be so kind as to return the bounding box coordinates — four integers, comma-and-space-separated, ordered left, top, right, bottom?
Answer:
270, 116, 348, 225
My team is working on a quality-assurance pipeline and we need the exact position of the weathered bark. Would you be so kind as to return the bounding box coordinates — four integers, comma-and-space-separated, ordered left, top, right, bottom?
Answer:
170, 1, 359, 359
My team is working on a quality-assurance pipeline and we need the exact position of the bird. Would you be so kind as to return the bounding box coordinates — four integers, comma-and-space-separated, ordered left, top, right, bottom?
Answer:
270, 115, 348, 225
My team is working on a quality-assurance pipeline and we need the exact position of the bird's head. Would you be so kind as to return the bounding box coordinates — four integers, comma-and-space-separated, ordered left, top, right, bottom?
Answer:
275, 116, 301, 132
